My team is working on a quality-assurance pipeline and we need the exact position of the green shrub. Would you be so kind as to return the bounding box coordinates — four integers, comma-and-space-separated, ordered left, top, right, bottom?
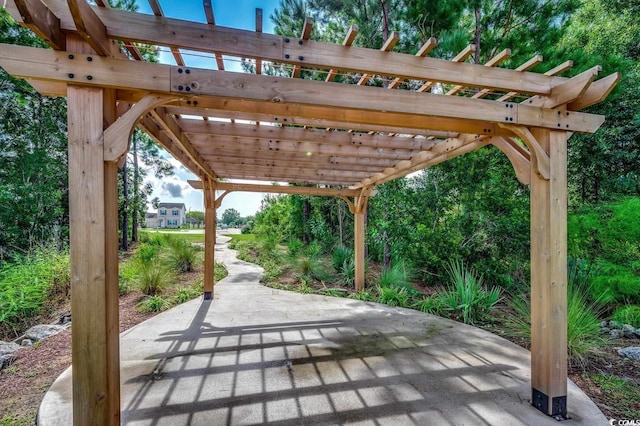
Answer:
0, 246, 70, 334
307, 240, 323, 257
339, 258, 355, 287
172, 287, 200, 304
136, 261, 173, 296
349, 289, 376, 302
287, 238, 303, 256
137, 295, 169, 313
611, 305, 640, 328
437, 260, 502, 325
332, 246, 353, 271
136, 243, 160, 266
413, 296, 443, 315
377, 286, 410, 307
323, 288, 347, 298
165, 237, 198, 273
377, 261, 420, 297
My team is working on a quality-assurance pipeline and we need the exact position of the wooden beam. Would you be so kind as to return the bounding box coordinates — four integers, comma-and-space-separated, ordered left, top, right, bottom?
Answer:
178, 119, 438, 150
14, 0, 66, 50
201, 154, 385, 173
14, 1, 570, 94
418, 44, 476, 93
529, 128, 568, 418
292, 17, 313, 78
568, 72, 621, 111
353, 135, 491, 188
545, 60, 573, 76
255, 8, 262, 74
203, 0, 215, 24
67, 0, 113, 56
189, 135, 419, 159
212, 164, 371, 180
326, 25, 358, 82
473, 54, 544, 100
149, 107, 217, 178
203, 180, 215, 299
147, 0, 184, 66
526, 66, 600, 109
166, 106, 459, 138
445, 48, 510, 96
189, 180, 364, 197
358, 31, 399, 86
388, 37, 437, 89
491, 137, 531, 185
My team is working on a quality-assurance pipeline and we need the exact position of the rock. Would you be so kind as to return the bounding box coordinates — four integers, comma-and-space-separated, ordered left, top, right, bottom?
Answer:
622, 324, 636, 338
21, 339, 33, 347
0, 354, 17, 370
609, 320, 621, 329
610, 330, 621, 339
0, 342, 21, 371
600, 321, 609, 328
600, 327, 610, 334
58, 314, 71, 325
24, 324, 65, 342
635, 328, 640, 338
617, 347, 640, 360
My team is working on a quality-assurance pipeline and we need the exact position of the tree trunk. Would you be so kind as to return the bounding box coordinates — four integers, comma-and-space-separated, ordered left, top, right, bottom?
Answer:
381, 0, 390, 41
121, 161, 128, 251
474, 6, 482, 64
132, 137, 139, 242
303, 197, 311, 243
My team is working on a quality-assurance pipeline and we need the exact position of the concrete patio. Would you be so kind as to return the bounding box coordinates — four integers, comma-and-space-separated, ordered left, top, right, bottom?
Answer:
39, 236, 607, 425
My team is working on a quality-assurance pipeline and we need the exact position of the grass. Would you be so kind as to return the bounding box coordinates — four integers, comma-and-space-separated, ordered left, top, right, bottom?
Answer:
587, 372, 640, 419
140, 230, 205, 243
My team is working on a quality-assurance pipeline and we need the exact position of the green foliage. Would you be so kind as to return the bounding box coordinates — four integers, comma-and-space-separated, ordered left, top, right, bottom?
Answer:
221, 208, 243, 226
568, 198, 640, 303
339, 258, 355, 287
332, 246, 353, 271
287, 238, 303, 256
0, 246, 70, 335
588, 373, 640, 419
172, 287, 200, 304
349, 289, 376, 302
377, 286, 410, 308
136, 243, 160, 266
437, 260, 502, 325
165, 236, 199, 273
611, 305, 640, 328
377, 261, 419, 297
136, 261, 173, 296
413, 296, 444, 315
137, 295, 169, 313
323, 288, 348, 298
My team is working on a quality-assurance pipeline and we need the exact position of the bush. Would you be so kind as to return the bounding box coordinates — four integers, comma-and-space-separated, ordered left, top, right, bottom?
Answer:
137, 295, 169, 313
294, 255, 327, 281
136, 261, 173, 296
611, 305, 640, 328
136, 243, 160, 266
377, 286, 410, 307
339, 258, 355, 287
413, 296, 443, 315
287, 238, 303, 256
437, 260, 502, 325
349, 289, 376, 302
377, 261, 420, 297
165, 236, 198, 273
332, 246, 353, 271
172, 287, 200, 304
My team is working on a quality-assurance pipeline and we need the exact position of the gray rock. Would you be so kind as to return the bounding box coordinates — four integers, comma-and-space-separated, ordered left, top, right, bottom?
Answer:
0, 342, 20, 356
610, 329, 621, 339
600, 327, 610, 334
609, 320, 621, 329
24, 324, 65, 342
0, 342, 20, 370
21, 339, 33, 347
635, 328, 640, 338
622, 324, 636, 338
0, 354, 17, 370
600, 321, 609, 328
617, 347, 640, 360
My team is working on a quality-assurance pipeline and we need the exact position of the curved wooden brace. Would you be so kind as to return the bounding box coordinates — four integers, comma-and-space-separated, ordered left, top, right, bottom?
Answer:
340, 195, 356, 214
104, 94, 177, 162
491, 137, 531, 185
500, 124, 550, 180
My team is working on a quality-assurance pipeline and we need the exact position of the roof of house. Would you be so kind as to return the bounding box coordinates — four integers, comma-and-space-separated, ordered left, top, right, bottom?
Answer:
158, 203, 186, 210
146, 212, 158, 218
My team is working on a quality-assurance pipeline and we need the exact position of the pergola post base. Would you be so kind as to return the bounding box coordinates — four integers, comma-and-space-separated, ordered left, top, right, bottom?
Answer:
532, 389, 567, 418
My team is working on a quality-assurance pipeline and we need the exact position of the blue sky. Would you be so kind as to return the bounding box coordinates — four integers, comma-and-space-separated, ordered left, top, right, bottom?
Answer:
137, 0, 281, 217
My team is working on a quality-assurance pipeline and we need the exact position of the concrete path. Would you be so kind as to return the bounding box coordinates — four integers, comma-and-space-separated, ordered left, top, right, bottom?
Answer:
40, 235, 607, 425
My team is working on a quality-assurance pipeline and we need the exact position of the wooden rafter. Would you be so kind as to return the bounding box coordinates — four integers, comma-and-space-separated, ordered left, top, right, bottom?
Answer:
147, 0, 185, 66
14, 0, 66, 50
358, 31, 399, 86
387, 37, 437, 89
67, 0, 112, 56
326, 25, 358, 82
418, 44, 476, 93
291, 18, 313, 78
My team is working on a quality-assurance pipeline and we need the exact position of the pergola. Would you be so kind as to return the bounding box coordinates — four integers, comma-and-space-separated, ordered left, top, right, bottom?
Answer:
0, 1, 619, 424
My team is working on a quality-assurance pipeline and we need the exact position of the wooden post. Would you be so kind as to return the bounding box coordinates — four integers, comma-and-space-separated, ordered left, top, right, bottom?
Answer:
529, 128, 568, 418
354, 210, 365, 291
203, 182, 216, 299
67, 37, 120, 425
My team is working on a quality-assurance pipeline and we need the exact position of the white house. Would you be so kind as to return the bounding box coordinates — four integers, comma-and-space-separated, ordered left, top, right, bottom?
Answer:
146, 202, 186, 228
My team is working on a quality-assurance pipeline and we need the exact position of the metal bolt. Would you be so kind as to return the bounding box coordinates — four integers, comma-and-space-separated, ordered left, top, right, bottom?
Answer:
298, 40, 303, 45
186, 100, 191, 105
193, 101, 198, 106
178, 85, 184, 91
558, 123, 561, 127
285, 38, 290, 43
178, 68, 183, 73
68, 54, 74, 60
510, 104, 514, 108
185, 69, 191, 74
68, 73, 74, 79
558, 111, 561, 115
285, 54, 290, 59
185, 86, 191, 91
87, 75, 93, 81
87, 57, 92, 62
298, 56, 304, 61
510, 117, 513, 121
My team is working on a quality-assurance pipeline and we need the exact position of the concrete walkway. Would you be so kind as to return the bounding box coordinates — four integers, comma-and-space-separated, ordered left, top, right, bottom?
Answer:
40, 235, 607, 425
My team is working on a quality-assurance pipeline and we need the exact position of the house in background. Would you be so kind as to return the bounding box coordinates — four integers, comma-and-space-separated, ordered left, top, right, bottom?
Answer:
145, 202, 187, 228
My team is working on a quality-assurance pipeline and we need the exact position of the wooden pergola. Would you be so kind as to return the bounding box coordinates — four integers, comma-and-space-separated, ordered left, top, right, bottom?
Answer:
1, 1, 619, 424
